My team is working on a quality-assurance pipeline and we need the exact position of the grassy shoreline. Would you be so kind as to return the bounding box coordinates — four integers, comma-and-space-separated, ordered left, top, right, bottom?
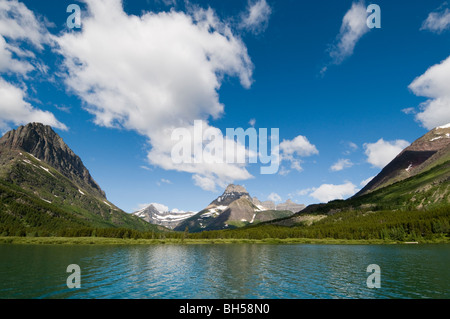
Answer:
0, 236, 448, 245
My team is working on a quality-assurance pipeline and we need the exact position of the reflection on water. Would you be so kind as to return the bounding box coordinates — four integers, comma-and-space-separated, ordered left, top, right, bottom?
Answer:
0, 244, 448, 299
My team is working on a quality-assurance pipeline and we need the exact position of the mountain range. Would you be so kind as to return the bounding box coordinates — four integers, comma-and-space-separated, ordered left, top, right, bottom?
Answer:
171, 184, 303, 232
132, 184, 305, 231
132, 204, 197, 229
0, 121, 448, 238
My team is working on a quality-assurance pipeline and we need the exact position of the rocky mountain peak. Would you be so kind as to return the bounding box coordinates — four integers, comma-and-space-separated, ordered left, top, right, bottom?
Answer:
224, 184, 249, 194
209, 184, 250, 206
0, 122, 106, 198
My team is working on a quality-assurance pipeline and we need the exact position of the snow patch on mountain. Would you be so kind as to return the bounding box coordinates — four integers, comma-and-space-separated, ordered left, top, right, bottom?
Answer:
437, 123, 450, 129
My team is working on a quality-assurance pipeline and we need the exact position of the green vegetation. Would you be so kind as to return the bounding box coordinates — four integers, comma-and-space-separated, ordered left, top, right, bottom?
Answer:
1, 145, 448, 245
188, 205, 450, 242
1, 204, 448, 244
0, 152, 161, 235
307, 161, 450, 215
1, 236, 448, 245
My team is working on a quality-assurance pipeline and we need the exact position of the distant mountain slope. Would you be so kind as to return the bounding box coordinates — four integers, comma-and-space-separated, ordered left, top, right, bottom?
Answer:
174, 184, 299, 232
356, 123, 450, 197
0, 123, 160, 235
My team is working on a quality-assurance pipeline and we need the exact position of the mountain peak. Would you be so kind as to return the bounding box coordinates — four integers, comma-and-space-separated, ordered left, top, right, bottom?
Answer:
224, 184, 249, 194
0, 122, 106, 198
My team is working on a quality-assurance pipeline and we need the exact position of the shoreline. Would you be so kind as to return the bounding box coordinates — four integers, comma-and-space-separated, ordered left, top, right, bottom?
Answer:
0, 236, 448, 246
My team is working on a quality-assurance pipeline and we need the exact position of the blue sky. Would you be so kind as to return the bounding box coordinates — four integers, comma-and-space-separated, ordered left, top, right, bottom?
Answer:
1, 0, 450, 213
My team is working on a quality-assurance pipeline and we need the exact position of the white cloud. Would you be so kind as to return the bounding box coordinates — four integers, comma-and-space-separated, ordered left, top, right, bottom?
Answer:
280, 135, 318, 157
249, 118, 256, 127
55, 0, 255, 191
160, 178, 172, 184
0, 0, 64, 131
278, 135, 318, 174
0, 0, 53, 75
0, 78, 67, 131
240, 0, 272, 34
348, 142, 358, 151
328, 1, 370, 65
408, 56, 450, 130
364, 138, 410, 168
360, 176, 375, 187
309, 182, 358, 203
0, 0, 51, 48
293, 187, 316, 196
421, 6, 450, 33
267, 192, 282, 202
401, 107, 416, 115
330, 158, 353, 172
192, 174, 223, 192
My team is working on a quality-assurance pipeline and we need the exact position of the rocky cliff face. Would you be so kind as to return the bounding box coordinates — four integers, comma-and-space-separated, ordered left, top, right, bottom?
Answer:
0, 122, 106, 198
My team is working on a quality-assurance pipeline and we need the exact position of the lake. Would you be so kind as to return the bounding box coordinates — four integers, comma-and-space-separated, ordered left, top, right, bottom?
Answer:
0, 244, 448, 299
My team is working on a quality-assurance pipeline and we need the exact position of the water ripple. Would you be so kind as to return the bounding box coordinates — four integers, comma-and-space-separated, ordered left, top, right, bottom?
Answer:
0, 244, 448, 299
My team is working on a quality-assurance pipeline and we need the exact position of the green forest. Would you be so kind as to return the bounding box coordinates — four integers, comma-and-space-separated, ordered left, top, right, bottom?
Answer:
2, 203, 449, 242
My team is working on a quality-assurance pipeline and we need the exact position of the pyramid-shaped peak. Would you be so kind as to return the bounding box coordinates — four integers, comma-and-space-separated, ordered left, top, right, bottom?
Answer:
0, 122, 106, 199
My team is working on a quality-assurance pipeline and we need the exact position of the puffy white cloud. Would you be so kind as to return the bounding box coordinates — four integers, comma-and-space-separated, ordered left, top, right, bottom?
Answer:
364, 138, 410, 168
0, 0, 64, 131
408, 56, 450, 130
328, 1, 370, 65
0, 36, 33, 74
55, 0, 256, 191
192, 174, 224, 192
309, 182, 358, 203
267, 192, 282, 202
330, 158, 353, 172
280, 135, 319, 157
0, 0, 53, 75
421, 6, 450, 33
293, 187, 316, 196
240, 0, 272, 34
0, 0, 51, 48
0, 78, 67, 131
148, 121, 254, 192
278, 135, 318, 174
